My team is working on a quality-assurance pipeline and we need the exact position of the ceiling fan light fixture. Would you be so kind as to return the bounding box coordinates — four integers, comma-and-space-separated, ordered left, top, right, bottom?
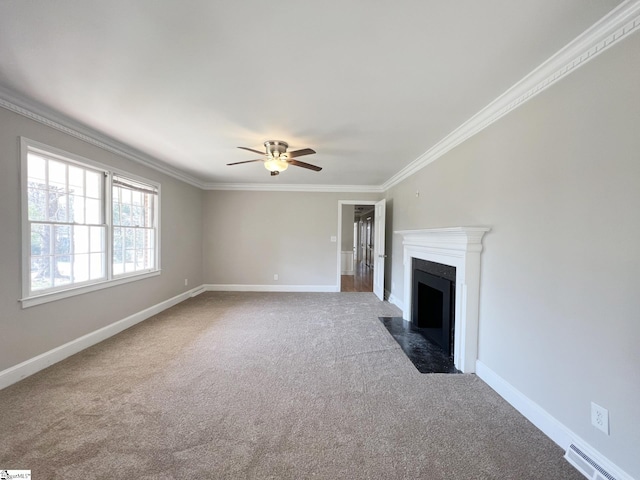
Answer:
264, 157, 288, 172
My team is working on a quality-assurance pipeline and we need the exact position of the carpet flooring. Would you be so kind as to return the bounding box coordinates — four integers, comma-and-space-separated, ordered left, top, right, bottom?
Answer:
0, 292, 581, 479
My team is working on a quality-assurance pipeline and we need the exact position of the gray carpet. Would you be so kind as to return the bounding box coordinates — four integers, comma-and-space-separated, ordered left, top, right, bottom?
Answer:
0, 292, 581, 479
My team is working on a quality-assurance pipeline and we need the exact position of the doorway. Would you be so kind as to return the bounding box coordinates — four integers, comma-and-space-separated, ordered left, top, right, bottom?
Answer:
337, 200, 386, 298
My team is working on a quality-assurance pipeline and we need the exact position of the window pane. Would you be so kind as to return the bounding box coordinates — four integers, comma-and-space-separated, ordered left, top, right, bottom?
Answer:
89, 253, 105, 280
121, 188, 131, 204
135, 229, 144, 250
145, 197, 155, 227
27, 187, 47, 221
125, 249, 135, 272
73, 253, 89, 283
55, 193, 69, 222
28, 154, 47, 183
31, 257, 52, 291
31, 224, 51, 256
131, 190, 142, 205
113, 227, 123, 262
135, 250, 145, 270
46, 190, 63, 222
145, 249, 154, 269
85, 171, 102, 199
90, 226, 104, 253
112, 202, 121, 225
133, 206, 143, 226
124, 228, 135, 249
120, 204, 131, 226
68, 166, 84, 196
48, 160, 67, 191
86, 198, 101, 224
53, 256, 72, 286
74, 225, 90, 254
146, 231, 155, 270
54, 225, 71, 254
71, 195, 85, 223
113, 261, 124, 276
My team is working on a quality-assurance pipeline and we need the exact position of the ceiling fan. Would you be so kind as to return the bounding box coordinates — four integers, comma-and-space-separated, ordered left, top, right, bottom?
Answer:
227, 140, 321, 176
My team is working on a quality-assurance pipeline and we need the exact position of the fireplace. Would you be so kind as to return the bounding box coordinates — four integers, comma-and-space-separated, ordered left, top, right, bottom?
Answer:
412, 259, 456, 356
395, 227, 490, 373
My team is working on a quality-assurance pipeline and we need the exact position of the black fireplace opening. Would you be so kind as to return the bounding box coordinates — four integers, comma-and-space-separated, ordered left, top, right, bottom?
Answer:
412, 259, 456, 357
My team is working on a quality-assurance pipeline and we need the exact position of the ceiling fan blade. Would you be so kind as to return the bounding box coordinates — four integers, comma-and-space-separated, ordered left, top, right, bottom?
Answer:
237, 146, 266, 155
226, 159, 263, 166
289, 159, 322, 171
288, 148, 316, 158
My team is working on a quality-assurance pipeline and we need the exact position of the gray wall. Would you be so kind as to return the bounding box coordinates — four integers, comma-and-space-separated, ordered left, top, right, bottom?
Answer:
202, 191, 381, 286
385, 33, 640, 477
341, 204, 355, 251
0, 107, 204, 372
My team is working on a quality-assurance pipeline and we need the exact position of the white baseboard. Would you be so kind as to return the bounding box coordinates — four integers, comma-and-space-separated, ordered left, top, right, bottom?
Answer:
0, 285, 205, 391
476, 360, 633, 480
204, 284, 339, 293
387, 292, 404, 312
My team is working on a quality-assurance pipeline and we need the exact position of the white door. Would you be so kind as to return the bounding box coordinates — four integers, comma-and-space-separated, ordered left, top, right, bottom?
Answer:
373, 199, 386, 300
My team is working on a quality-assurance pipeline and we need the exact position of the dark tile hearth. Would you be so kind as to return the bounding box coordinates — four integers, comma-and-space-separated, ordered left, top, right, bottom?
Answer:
379, 317, 461, 374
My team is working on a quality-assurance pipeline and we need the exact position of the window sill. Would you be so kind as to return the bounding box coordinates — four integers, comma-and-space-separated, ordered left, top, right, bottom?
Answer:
20, 270, 161, 308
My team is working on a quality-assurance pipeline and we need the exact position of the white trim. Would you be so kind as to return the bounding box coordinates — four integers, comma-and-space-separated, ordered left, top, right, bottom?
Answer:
21, 271, 162, 308
0, 86, 205, 189
476, 360, 570, 448
0, 286, 205, 390
381, 0, 640, 191
387, 291, 404, 312
395, 227, 490, 373
190, 286, 207, 297
204, 284, 339, 293
203, 183, 384, 193
476, 360, 635, 480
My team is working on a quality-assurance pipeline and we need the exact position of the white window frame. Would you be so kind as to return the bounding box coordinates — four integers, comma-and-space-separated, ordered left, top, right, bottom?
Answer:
20, 137, 161, 308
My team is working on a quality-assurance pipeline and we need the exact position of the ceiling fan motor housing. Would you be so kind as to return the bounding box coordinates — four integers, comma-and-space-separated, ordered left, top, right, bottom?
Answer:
265, 140, 288, 158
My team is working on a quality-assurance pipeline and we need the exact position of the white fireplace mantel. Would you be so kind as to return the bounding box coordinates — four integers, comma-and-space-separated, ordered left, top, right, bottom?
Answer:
395, 227, 490, 373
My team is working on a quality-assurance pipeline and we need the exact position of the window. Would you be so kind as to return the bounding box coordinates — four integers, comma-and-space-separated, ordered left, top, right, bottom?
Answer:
21, 138, 160, 307
112, 176, 157, 276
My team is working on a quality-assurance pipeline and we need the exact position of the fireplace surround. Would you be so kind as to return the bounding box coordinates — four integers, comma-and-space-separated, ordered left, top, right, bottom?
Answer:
395, 227, 490, 373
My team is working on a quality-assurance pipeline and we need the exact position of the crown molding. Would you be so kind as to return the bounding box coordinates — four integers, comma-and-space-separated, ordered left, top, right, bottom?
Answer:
0, 86, 207, 189
2, 1, 638, 194
203, 182, 384, 193
382, 0, 640, 191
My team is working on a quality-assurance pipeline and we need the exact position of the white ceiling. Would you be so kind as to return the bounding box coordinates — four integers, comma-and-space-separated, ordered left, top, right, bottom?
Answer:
0, 0, 623, 187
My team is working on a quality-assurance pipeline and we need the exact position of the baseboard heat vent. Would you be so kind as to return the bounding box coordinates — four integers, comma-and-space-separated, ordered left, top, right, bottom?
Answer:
565, 444, 616, 480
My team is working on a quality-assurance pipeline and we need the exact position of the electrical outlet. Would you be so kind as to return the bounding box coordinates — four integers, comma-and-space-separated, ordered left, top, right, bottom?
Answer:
273, 274, 278, 281
591, 402, 609, 435
184, 278, 188, 286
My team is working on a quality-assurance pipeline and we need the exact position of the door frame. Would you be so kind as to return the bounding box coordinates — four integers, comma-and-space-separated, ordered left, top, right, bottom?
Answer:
336, 200, 378, 292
